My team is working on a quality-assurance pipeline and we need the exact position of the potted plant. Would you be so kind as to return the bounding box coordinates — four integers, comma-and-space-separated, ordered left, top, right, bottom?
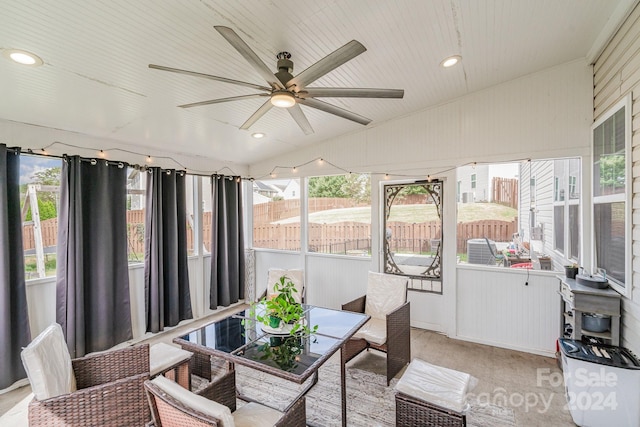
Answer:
258, 335, 304, 371
255, 275, 317, 337
564, 263, 579, 279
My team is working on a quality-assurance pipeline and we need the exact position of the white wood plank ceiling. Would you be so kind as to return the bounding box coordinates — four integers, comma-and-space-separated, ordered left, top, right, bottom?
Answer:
0, 0, 633, 170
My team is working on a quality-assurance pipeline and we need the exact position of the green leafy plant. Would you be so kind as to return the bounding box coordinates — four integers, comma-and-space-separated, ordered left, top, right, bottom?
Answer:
258, 336, 303, 371
255, 275, 317, 337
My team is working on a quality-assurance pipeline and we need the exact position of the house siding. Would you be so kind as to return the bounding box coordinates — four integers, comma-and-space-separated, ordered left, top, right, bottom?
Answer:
594, 1, 640, 356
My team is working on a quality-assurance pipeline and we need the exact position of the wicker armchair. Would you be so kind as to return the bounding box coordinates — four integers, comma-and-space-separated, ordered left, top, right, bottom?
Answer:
144, 370, 306, 427
28, 344, 151, 426
342, 271, 410, 385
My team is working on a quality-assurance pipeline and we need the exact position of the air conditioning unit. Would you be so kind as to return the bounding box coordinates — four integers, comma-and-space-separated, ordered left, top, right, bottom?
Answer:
467, 238, 495, 264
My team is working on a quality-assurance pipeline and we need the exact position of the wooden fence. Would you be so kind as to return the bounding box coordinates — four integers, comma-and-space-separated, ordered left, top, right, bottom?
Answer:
24, 208, 517, 256
253, 198, 368, 225
255, 219, 517, 254
492, 177, 518, 209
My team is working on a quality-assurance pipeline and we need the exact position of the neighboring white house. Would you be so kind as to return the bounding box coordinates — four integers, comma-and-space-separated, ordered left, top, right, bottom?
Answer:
518, 158, 581, 270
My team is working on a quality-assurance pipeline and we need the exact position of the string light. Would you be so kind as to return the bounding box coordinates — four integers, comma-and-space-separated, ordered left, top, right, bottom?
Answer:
33, 140, 531, 183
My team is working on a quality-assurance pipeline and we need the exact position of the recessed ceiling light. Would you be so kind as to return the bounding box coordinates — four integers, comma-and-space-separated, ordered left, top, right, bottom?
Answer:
251, 132, 266, 139
3, 49, 44, 66
440, 55, 461, 68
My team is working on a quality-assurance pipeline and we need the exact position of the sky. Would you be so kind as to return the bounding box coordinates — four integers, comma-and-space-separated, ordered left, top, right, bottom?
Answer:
19, 155, 60, 183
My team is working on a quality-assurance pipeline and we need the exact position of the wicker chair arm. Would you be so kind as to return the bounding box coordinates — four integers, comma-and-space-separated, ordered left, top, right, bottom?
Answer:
195, 370, 237, 412
29, 372, 150, 426
145, 380, 221, 427
342, 295, 366, 313
275, 396, 306, 427
72, 343, 150, 388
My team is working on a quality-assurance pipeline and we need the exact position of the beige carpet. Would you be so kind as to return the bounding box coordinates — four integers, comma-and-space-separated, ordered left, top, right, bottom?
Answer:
221, 356, 517, 427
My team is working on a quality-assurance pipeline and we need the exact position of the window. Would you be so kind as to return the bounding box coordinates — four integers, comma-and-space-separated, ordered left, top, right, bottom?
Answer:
307, 174, 370, 255
552, 159, 580, 259
456, 163, 519, 266
592, 96, 630, 289
471, 174, 477, 189
126, 168, 145, 262
383, 180, 442, 293
184, 174, 196, 256
20, 155, 61, 279
252, 178, 301, 251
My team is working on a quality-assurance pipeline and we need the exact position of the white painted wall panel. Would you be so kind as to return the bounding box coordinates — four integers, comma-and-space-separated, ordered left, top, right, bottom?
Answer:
456, 267, 560, 356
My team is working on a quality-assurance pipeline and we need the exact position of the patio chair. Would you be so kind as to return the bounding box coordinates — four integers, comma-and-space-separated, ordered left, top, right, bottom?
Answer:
484, 237, 505, 266
144, 371, 306, 427
21, 323, 150, 426
260, 268, 305, 303
341, 271, 410, 385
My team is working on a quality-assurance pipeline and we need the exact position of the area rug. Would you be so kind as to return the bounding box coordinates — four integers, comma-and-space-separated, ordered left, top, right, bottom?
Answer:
228, 357, 517, 427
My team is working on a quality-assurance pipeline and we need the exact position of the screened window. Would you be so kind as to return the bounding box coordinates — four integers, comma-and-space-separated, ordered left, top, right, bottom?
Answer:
126, 168, 145, 262
592, 97, 629, 289
252, 178, 301, 251
307, 174, 370, 256
20, 155, 61, 279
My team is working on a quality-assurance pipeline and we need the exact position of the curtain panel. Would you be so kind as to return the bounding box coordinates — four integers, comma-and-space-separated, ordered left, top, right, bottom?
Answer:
210, 175, 245, 309
0, 145, 31, 389
56, 156, 132, 358
144, 168, 192, 333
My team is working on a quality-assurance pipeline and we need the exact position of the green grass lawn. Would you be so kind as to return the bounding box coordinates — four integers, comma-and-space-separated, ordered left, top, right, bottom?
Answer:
275, 202, 516, 224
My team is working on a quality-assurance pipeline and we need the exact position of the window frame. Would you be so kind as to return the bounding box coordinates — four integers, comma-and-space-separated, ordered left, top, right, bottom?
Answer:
591, 95, 632, 295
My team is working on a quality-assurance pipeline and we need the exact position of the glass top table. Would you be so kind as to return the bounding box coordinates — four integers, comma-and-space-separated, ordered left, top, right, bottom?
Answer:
174, 304, 369, 427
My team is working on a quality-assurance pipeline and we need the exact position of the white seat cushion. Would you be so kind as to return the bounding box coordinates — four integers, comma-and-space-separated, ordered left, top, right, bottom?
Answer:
20, 323, 76, 400
267, 269, 304, 304
151, 375, 236, 427
353, 318, 387, 346
233, 402, 283, 427
394, 359, 478, 413
364, 272, 407, 320
150, 343, 192, 376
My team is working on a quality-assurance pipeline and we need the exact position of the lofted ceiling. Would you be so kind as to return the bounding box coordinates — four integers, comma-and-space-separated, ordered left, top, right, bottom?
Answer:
0, 0, 634, 171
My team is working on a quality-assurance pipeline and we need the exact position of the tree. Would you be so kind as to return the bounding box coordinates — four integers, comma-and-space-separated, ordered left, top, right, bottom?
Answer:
308, 176, 348, 198
24, 166, 61, 220
341, 174, 371, 203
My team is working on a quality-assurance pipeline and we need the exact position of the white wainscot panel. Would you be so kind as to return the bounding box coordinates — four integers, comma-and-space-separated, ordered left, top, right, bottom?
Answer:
456, 267, 560, 356
305, 254, 372, 310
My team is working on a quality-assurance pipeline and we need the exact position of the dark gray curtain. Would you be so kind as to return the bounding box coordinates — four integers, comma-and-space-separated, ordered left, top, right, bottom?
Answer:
210, 175, 244, 309
144, 168, 192, 333
0, 145, 31, 389
56, 156, 132, 358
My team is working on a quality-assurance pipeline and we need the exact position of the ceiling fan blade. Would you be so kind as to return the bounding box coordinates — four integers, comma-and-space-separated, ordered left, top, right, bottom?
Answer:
214, 26, 283, 90
149, 64, 270, 92
178, 94, 269, 109
288, 104, 314, 135
298, 98, 371, 125
287, 40, 366, 89
302, 87, 404, 98
240, 99, 274, 130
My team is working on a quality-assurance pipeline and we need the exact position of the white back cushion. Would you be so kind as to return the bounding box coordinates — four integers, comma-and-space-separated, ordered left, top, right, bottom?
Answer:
267, 269, 304, 304
152, 375, 235, 427
364, 272, 407, 320
20, 323, 76, 400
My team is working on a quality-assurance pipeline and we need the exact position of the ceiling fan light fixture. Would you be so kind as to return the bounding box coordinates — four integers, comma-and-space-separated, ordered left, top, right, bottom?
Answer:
270, 91, 296, 108
440, 55, 461, 68
3, 49, 43, 66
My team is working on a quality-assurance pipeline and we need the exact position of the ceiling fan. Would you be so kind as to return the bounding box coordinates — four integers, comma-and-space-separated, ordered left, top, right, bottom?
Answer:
149, 26, 404, 135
